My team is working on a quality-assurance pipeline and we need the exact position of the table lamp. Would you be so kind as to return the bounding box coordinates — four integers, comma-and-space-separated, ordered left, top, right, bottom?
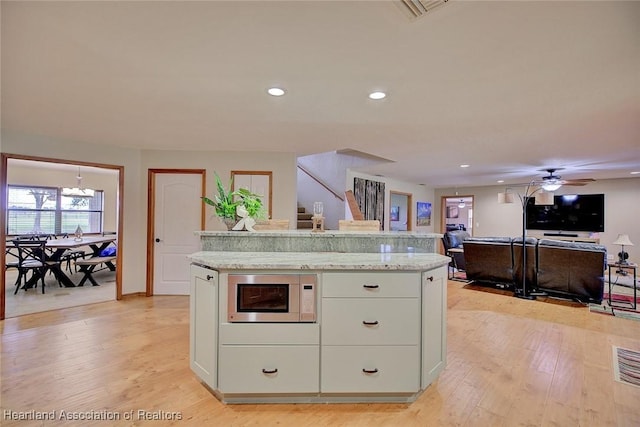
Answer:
612, 233, 634, 265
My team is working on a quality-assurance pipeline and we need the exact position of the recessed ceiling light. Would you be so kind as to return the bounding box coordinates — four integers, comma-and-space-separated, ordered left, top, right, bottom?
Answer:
368, 91, 386, 100
631, 171, 640, 175
267, 87, 285, 96
497, 180, 504, 183
460, 164, 470, 168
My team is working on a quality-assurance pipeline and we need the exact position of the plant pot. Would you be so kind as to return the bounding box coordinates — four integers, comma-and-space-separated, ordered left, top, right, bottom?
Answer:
223, 218, 237, 230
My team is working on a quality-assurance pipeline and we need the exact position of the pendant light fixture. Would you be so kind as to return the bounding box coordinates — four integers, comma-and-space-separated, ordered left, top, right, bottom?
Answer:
62, 166, 95, 198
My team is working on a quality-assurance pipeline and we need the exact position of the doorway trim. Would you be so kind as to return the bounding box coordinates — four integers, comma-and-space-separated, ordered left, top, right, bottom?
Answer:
146, 169, 206, 296
440, 194, 474, 234
389, 191, 413, 232
0, 153, 124, 320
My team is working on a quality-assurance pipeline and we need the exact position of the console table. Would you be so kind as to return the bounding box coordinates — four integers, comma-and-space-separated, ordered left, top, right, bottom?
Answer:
607, 262, 637, 310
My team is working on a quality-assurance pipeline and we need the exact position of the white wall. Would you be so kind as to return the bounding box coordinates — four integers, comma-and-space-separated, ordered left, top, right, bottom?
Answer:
346, 170, 435, 233
435, 177, 640, 261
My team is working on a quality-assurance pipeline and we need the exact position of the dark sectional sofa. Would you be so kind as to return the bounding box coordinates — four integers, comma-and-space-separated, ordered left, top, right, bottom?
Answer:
455, 235, 607, 304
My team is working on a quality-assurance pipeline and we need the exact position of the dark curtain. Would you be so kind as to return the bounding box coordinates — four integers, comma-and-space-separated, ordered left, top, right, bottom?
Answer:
353, 177, 385, 230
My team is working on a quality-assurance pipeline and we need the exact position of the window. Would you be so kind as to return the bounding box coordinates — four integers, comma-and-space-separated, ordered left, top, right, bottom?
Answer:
7, 185, 104, 235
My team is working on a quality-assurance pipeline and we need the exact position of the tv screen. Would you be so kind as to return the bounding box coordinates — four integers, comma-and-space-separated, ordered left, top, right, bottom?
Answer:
525, 193, 605, 232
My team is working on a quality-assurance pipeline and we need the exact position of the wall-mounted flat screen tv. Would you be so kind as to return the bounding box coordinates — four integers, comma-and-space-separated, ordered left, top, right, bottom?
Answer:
525, 193, 605, 232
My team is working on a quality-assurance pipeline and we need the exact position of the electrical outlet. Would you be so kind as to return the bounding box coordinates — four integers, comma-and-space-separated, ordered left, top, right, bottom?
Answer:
607, 254, 614, 262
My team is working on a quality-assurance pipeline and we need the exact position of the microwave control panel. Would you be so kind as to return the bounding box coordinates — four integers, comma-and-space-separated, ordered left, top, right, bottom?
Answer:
300, 275, 317, 322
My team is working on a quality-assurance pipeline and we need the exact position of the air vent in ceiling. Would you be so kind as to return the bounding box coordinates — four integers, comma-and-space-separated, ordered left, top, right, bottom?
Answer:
400, 0, 449, 18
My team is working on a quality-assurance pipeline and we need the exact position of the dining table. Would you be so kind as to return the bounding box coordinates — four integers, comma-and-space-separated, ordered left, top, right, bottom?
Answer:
25, 235, 117, 289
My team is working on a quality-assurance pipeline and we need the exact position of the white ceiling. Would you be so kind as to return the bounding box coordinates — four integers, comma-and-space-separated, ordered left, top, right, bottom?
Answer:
2, 1, 639, 188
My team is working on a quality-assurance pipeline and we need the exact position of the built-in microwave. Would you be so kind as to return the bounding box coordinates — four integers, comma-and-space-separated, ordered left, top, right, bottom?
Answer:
227, 274, 317, 323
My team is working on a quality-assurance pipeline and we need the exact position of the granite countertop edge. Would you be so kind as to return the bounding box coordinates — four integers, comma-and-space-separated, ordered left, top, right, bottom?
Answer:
195, 230, 443, 238
189, 251, 450, 271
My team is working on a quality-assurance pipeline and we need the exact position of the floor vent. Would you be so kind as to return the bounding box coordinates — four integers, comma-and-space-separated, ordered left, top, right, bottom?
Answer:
400, 0, 449, 19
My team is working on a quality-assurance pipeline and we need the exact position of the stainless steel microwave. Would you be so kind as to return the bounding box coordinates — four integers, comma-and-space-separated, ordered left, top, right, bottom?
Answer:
227, 274, 317, 323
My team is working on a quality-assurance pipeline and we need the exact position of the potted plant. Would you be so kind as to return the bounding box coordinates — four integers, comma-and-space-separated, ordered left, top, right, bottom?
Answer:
202, 173, 240, 230
202, 173, 267, 230
235, 188, 267, 221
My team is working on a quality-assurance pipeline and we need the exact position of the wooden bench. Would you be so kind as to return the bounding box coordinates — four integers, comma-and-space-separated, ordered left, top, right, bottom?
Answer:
75, 256, 116, 287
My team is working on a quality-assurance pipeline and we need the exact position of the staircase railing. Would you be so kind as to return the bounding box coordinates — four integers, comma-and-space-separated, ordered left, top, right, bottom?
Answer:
297, 164, 344, 201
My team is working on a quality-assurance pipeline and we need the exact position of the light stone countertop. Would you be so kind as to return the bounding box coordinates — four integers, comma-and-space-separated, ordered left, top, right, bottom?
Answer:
195, 230, 442, 238
189, 251, 450, 271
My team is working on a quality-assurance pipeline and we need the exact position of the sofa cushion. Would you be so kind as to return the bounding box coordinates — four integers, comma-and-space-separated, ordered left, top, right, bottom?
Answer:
443, 230, 470, 249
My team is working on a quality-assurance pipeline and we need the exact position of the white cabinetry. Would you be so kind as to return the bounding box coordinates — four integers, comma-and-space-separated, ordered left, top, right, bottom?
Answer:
321, 272, 421, 394
189, 264, 218, 389
422, 266, 447, 387
189, 264, 448, 403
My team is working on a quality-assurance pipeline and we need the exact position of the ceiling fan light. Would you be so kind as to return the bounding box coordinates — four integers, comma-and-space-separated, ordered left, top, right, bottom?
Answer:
541, 183, 561, 191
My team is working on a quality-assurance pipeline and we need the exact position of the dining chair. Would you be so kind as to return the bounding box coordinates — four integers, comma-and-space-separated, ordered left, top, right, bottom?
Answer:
12, 239, 53, 294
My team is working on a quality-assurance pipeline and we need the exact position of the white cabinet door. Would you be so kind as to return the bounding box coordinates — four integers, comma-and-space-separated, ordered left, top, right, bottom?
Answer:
421, 267, 447, 387
190, 265, 218, 389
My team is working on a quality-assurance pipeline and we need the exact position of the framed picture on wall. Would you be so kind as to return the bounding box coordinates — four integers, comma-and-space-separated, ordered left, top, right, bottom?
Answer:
390, 205, 400, 221
416, 202, 432, 226
447, 206, 459, 219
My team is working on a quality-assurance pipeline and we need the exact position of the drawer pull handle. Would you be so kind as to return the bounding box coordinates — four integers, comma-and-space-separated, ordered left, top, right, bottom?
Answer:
362, 368, 379, 374
426, 276, 434, 282
362, 320, 379, 326
206, 275, 215, 281
363, 284, 379, 289
262, 368, 278, 374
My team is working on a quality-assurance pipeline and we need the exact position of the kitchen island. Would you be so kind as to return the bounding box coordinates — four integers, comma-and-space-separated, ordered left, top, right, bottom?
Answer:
189, 251, 450, 404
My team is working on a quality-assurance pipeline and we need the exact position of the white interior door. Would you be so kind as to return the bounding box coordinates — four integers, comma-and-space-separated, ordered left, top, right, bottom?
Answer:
153, 173, 202, 295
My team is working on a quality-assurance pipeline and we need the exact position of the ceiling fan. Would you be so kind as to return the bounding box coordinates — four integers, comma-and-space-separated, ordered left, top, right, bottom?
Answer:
537, 168, 595, 191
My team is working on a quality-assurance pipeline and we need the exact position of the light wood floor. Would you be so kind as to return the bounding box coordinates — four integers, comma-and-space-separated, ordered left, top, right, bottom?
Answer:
1, 281, 639, 427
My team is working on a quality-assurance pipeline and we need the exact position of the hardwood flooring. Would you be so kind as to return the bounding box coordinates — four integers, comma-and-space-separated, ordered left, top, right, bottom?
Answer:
1, 281, 639, 426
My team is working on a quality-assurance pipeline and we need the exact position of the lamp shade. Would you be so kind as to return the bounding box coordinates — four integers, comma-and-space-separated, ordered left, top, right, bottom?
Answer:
534, 191, 554, 205
498, 192, 515, 204
612, 234, 634, 246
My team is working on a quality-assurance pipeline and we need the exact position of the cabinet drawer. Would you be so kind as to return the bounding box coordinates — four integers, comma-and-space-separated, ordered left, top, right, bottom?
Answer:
219, 345, 319, 394
322, 272, 420, 298
322, 299, 419, 345
321, 346, 420, 393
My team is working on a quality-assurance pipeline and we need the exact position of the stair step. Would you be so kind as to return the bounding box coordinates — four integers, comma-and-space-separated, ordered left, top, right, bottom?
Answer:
298, 213, 313, 221
297, 220, 313, 229
298, 207, 306, 213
